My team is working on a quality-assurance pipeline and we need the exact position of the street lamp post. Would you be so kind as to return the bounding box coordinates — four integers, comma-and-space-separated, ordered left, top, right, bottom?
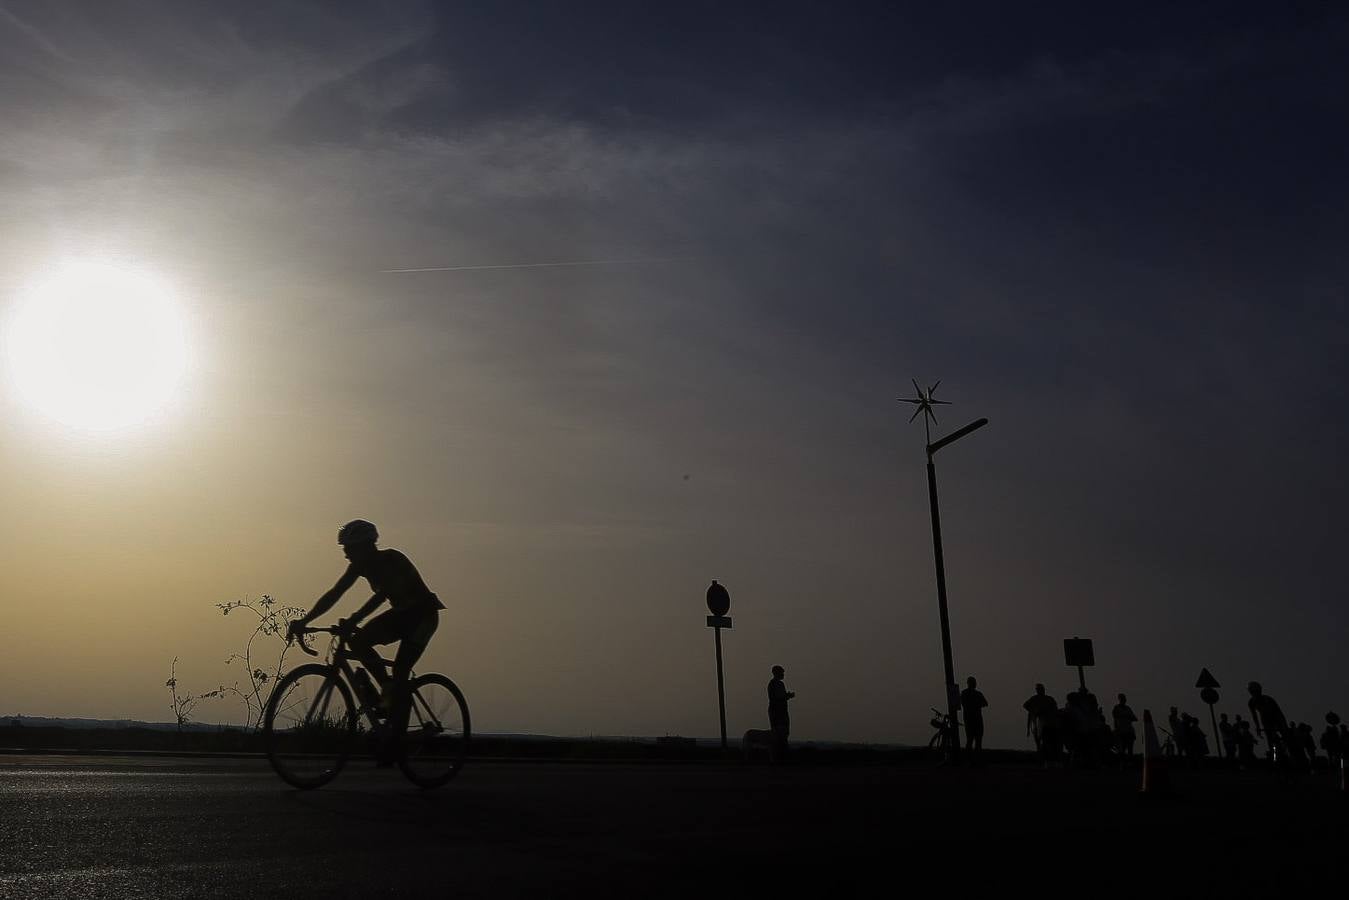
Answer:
902, 381, 988, 762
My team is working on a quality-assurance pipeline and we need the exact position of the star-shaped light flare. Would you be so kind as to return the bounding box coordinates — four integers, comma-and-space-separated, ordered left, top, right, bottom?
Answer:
899, 379, 951, 445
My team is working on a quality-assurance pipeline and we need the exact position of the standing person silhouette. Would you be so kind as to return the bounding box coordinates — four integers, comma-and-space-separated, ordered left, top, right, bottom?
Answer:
1023, 683, 1059, 765
1321, 713, 1343, 769
1167, 707, 1185, 759
1218, 713, 1236, 762
767, 666, 795, 762
288, 520, 445, 764
960, 676, 988, 757
1246, 681, 1289, 764
1234, 716, 1258, 766
1111, 694, 1138, 760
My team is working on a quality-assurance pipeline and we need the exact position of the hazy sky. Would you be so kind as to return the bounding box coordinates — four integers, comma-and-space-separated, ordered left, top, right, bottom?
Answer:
1, 2, 1346, 745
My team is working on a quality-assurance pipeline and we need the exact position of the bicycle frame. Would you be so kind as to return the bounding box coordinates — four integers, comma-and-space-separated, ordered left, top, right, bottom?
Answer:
296, 626, 445, 740
928, 707, 962, 753
266, 624, 467, 790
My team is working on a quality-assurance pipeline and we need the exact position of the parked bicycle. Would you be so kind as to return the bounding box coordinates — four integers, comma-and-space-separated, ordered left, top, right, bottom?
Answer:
927, 707, 960, 758
262, 624, 470, 790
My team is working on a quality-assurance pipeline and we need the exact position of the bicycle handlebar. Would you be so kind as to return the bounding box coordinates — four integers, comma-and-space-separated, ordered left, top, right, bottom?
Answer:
291, 624, 344, 657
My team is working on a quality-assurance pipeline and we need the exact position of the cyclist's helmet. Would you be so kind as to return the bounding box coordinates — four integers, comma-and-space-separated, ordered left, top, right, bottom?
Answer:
337, 519, 379, 546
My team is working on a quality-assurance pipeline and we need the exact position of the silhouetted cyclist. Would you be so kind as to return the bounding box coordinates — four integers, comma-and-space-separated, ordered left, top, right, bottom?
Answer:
1247, 681, 1289, 764
288, 519, 444, 763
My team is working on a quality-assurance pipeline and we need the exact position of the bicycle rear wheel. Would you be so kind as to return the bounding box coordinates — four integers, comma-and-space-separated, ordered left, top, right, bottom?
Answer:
398, 673, 470, 789
263, 664, 357, 790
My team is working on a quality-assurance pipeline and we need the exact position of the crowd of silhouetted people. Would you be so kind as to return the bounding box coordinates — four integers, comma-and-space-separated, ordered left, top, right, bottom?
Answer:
948, 678, 1347, 772
766, 666, 1344, 772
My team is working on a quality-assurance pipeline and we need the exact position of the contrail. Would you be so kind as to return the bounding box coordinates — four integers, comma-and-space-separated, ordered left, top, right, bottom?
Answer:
379, 256, 693, 274
0, 6, 78, 63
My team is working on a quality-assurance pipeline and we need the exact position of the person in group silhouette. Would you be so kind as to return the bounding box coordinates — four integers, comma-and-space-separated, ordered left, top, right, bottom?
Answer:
767, 665, 795, 762
1182, 713, 1209, 758
1321, 713, 1343, 768
1234, 715, 1258, 767
1285, 721, 1311, 770
960, 676, 988, 758
1219, 713, 1236, 762
288, 519, 445, 764
1063, 688, 1103, 766
1295, 722, 1318, 770
1167, 707, 1185, 759
1111, 694, 1138, 761
1023, 684, 1059, 764
1247, 681, 1290, 764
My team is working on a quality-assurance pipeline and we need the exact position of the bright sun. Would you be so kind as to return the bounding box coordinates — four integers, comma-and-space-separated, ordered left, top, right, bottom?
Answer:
3, 260, 191, 432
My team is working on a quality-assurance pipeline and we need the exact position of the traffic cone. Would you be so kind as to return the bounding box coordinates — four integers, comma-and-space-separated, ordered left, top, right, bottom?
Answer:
1141, 709, 1171, 796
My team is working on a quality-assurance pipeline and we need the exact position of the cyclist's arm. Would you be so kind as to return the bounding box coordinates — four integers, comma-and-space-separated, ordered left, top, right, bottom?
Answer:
300, 566, 360, 626
345, 592, 388, 627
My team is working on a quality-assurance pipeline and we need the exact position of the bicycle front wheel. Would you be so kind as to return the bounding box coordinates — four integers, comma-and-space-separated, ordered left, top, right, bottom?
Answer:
398, 673, 470, 789
263, 664, 357, 790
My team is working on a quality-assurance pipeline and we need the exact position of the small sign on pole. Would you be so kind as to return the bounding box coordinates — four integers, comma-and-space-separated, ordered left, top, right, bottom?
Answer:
1063, 638, 1095, 667
706, 581, 733, 753
1064, 637, 1094, 691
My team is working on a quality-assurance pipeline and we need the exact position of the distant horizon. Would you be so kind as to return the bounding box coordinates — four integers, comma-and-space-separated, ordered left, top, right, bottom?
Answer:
1, 713, 920, 750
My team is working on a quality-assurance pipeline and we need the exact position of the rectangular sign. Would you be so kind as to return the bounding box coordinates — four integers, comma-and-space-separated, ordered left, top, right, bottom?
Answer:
706, 615, 733, 629
1063, 638, 1094, 667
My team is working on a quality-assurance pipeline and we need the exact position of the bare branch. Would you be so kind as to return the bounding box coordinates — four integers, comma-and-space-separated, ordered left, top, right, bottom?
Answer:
184, 594, 310, 731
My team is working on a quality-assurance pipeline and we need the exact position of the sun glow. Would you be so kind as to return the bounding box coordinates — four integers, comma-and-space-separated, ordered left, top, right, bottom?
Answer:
3, 260, 191, 432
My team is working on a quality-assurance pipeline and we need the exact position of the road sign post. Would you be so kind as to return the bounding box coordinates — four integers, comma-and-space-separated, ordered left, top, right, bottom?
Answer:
1196, 668, 1222, 759
706, 581, 733, 753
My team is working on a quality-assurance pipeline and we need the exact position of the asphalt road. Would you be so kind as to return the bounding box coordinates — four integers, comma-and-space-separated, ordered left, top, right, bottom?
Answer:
0, 754, 1344, 897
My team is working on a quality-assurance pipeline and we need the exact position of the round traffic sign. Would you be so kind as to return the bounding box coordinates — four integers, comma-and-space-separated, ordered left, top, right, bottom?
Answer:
706, 580, 730, 616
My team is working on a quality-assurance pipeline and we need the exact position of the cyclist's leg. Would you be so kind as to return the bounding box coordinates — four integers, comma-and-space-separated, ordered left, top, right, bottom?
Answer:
388, 609, 439, 734
349, 609, 403, 684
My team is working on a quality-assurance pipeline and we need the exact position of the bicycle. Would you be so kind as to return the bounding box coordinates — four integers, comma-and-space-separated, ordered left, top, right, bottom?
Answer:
261, 624, 470, 790
927, 707, 960, 758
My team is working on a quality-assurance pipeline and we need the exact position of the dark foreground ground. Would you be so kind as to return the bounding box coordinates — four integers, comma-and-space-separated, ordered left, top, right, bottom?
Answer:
0, 753, 1344, 898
